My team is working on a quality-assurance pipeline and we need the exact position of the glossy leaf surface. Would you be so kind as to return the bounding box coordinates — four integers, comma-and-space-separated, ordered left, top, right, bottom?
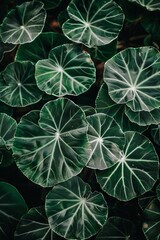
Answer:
96, 131, 159, 201
35, 44, 96, 96
151, 124, 160, 145
0, 1, 46, 44
96, 83, 147, 133
104, 47, 160, 112
45, 176, 108, 239
0, 61, 42, 107
13, 99, 90, 187
62, 0, 124, 48
14, 207, 56, 240
15, 32, 70, 63
87, 113, 124, 170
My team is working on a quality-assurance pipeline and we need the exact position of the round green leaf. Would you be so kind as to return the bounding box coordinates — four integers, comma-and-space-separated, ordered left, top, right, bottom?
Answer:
128, 0, 160, 11
96, 83, 147, 133
62, 0, 124, 48
151, 124, 160, 145
125, 105, 160, 126
87, 113, 124, 170
13, 99, 90, 187
14, 207, 57, 240
15, 32, 70, 63
0, 113, 17, 167
35, 44, 96, 97
96, 131, 159, 201
0, 61, 42, 107
96, 217, 136, 239
0, 181, 28, 226
156, 183, 160, 202
45, 176, 108, 239
104, 47, 160, 112
143, 198, 160, 240
0, 1, 46, 44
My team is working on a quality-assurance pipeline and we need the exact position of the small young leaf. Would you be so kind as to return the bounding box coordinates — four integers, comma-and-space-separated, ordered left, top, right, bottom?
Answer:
0, 61, 43, 107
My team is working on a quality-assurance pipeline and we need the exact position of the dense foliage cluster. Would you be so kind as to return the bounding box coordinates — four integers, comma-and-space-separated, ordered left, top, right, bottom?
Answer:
0, 0, 160, 239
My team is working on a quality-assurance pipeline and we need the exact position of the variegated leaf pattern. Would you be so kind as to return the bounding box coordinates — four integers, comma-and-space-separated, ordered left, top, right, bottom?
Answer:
45, 176, 108, 239
35, 44, 96, 97
13, 99, 90, 187
87, 113, 124, 170
14, 207, 57, 240
62, 0, 124, 48
0, 61, 42, 107
96, 131, 159, 201
0, 1, 46, 44
104, 47, 160, 112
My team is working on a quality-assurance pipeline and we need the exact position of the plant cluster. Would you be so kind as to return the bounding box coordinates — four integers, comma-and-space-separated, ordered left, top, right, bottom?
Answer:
0, 0, 160, 239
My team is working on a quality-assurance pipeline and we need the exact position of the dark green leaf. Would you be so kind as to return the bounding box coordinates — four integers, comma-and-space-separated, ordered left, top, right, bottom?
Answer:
96, 131, 159, 201
0, 61, 43, 107
0, 1, 46, 44
62, 0, 124, 48
35, 44, 96, 97
45, 176, 108, 239
13, 99, 90, 187
143, 198, 160, 240
15, 32, 70, 63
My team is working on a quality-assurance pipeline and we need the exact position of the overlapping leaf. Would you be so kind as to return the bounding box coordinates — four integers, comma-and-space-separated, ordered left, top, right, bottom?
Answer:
35, 44, 96, 96
0, 61, 42, 107
138, 190, 156, 210
0, 38, 15, 62
0, 113, 17, 167
87, 113, 124, 170
0, 1, 46, 44
96, 131, 159, 201
151, 124, 160, 145
0, 182, 28, 238
13, 99, 90, 187
143, 198, 160, 240
104, 47, 160, 112
45, 176, 108, 239
128, 0, 160, 11
125, 106, 160, 126
62, 0, 124, 48
40, 0, 63, 10
14, 207, 56, 240
96, 83, 147, 133
15, 32, 70, 63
